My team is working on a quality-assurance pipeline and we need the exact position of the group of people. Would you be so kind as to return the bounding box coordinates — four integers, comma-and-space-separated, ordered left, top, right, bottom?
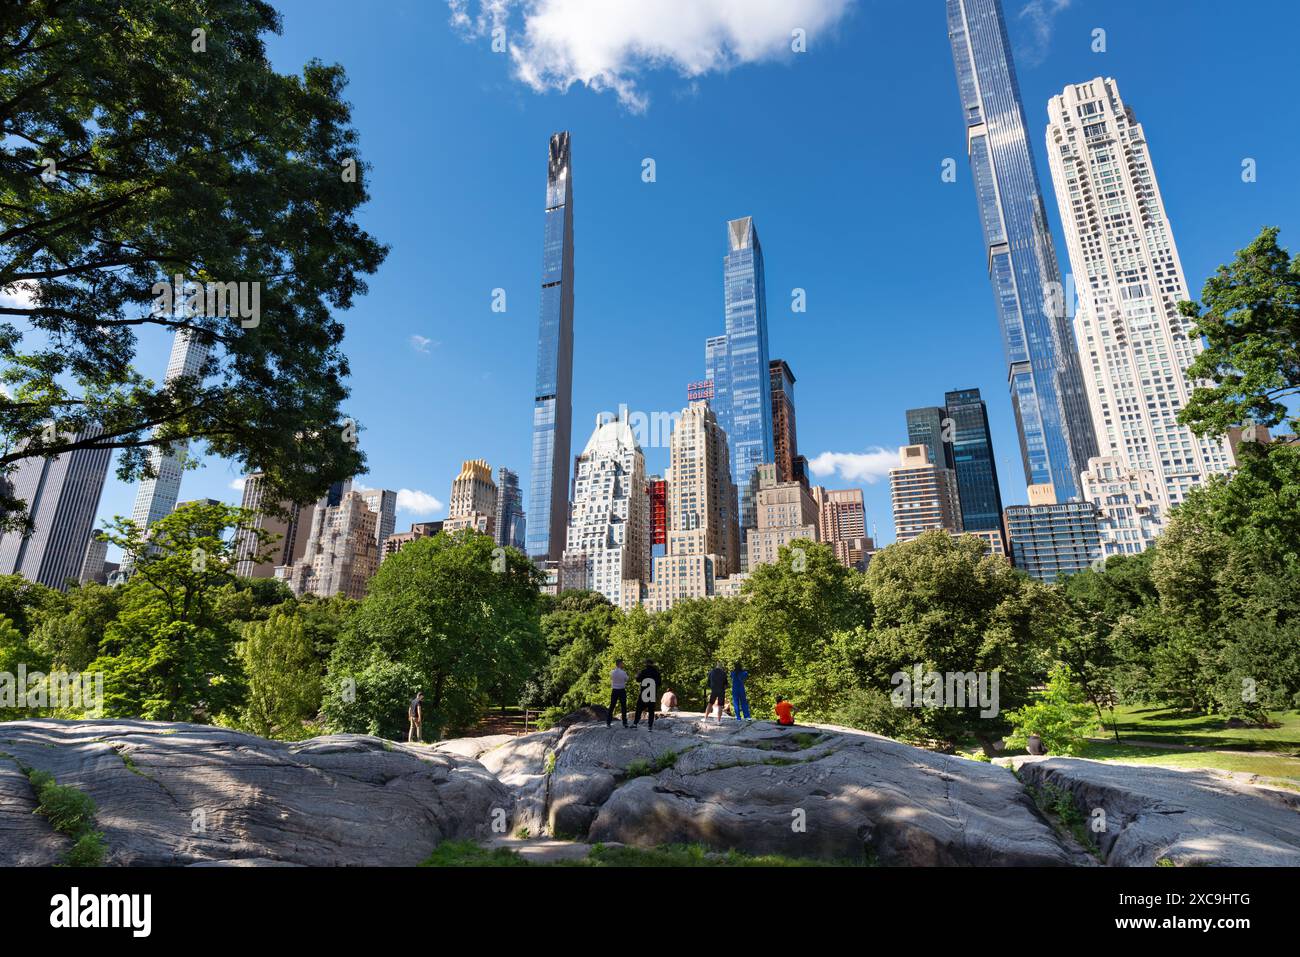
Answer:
607, 659, 796, 731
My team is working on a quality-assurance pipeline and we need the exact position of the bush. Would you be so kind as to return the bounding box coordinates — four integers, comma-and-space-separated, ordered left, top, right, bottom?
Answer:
1004, 664, 1100, 756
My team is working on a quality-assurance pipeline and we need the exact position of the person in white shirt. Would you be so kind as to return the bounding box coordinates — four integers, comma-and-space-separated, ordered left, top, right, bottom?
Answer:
607, 658, 629, 728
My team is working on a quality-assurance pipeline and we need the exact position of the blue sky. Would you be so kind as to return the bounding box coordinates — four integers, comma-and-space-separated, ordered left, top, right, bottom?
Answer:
90, 0, 1300, 553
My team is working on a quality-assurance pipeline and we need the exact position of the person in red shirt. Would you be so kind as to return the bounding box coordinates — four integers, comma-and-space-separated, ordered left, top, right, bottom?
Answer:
774, 696, 795, 727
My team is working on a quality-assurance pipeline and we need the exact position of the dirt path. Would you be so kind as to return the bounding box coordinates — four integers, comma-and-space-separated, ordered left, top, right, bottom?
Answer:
483, 836, 597, 863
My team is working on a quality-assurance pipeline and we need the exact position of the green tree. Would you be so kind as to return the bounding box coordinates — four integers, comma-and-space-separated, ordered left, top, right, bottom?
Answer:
324, 532, 544, 739
861, 531, 1064, 751
1, 0, 387, 529
1178, 226, 1300, 439
523, 590, 620, 722
0, 574, 61, 635
28, 582, 120, 671
235, 607, 322, 739
1004, 663, 1099, 756
0, 612, 49, 719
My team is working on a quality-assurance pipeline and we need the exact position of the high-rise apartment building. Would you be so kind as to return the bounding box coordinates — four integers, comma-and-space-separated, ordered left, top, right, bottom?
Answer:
622, 401, 742, 612
1079, 456, 1163, 558
78, 530, 109, 585
562, 412, 650, 606
889, 444, 963, 544
120, 329, 211, 575
358, 488, 397, 551
747, 463, 818, 570
232, 473, 312, 578
443, 459, 497, 537
648, 475, 668, 548
494, 467, 527, 552
526, 132, 576, 563
1005, 484, 1102, 582
947, 0, 1097, 498
0, 429, 112, 590
813, 486, 874, 570
707, 217, 774, 571
1046, 77, 1231, 511
944, 388, 1006, 548
285, 490, 379, 600
382, 521, 443, 562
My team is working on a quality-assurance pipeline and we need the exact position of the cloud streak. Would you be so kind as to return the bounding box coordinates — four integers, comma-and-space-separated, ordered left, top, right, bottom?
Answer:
1017, 0, 1071, 67
807, 447, 896, 485
448, 0, 856, 112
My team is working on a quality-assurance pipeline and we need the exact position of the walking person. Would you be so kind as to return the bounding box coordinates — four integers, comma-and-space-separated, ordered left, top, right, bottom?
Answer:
633, 659, 662, 731
706, 663, 728, 723
407, 691, 424, 742
607, 658, 629, 728
731, 664, 751, 721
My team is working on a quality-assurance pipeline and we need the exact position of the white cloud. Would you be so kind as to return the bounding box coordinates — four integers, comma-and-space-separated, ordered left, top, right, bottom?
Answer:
395, 488, 444, 515
1017, 0, 1070, 67
229, 477, 247, 492
0, 281, 39, 311
807, 446, 896, 485
409, 334, 438, 353
448, 0, 856, 111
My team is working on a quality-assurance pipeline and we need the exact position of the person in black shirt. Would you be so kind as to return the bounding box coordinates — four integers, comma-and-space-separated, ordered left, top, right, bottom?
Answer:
633, 660, 662, 731
705, 664, 728, 723
408, 691, 424, 743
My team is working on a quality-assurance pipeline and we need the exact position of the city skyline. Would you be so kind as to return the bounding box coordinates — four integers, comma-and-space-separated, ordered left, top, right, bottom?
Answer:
71, 0, 1300, 563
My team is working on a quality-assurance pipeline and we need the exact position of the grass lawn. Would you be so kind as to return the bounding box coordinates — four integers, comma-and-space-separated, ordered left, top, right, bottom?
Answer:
421, 840, 861, 867
1074, 740, 1300, 788
1097, 705, 1300, 752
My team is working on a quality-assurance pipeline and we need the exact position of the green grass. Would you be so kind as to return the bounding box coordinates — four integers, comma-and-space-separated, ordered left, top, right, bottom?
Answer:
1100, 705, 1300, 752
624, 750, 679, 778
26, 768, 105, 866
1074, 741, 1300, 786
420, 840, 865, 867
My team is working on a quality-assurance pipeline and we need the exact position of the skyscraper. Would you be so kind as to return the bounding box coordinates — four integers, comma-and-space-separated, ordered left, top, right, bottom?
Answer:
444, 459, 497, 536
1005, 484, 1102, 582
563, 411, 649, 606
494, 467, 527, 552
1079, 455, 1163, 558
944, 388, 1006, 546
747, 463, 819, 570
285, 490, 379, 600
120, 329, 210, 574
358, 488, 397, 551
1045, 77, 1232, 512
715, 217, 774, 570
889, 444, 963, 544
905, 406, 955, 473
813, 486, 874, 570
0, 429, 112, 590
947, 0, 1097, 499
769, 359, 802, 485
233, 473, 311, 579
526, 132, 576, 563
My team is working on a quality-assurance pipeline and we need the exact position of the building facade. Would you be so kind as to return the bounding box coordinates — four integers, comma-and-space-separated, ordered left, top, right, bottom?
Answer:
358, 488, 397, 552
1005, 484, 1102, 582
494, 467, 527, 552
947, 0, 1098, 498
285, 490, 379, 599
906, 406, 955, 473
381, 521, 443, 562
443, 459, 497, 537
769, 360, 801, 485
944, 387, 1006, 549
233, 473, 312, 578
813, 486, 874, 570
0, 429, 112, 590
526, 132, 577, 563
747, 463, 819, 570
1045, 77, 1232, 512
889, 444, 963, 543
1079, 455, 1163, 558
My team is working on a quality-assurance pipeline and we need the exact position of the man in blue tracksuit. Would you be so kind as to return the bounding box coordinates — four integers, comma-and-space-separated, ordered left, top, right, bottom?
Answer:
731, 664, 751, 720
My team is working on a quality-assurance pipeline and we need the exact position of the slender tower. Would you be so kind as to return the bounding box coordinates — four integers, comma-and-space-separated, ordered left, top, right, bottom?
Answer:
526, 132, 576, 563
947, 0, 1097, 499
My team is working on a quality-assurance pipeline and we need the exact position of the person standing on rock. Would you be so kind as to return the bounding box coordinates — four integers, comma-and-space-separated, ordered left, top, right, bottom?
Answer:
408, 691, 424, 742
634, 659, 662, 731
608, 659, 630, 728
706, 664, 728, 723
731, 664, 751, 721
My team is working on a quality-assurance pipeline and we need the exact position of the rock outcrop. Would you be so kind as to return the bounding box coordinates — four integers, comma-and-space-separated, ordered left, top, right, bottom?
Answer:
0, 719, 510, 866
1014, 755, 1300, 867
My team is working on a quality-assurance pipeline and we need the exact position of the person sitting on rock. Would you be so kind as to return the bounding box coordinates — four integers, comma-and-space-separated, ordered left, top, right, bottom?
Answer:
660, 687, 678, 713
731, 664, 751, 721
774, 696, 795, 727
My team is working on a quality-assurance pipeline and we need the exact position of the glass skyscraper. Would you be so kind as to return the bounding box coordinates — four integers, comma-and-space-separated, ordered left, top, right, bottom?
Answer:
526, 132, 576, 562
947, 0, 1097, 499
905, 406, 955, 473
944, 388, 1005, 539
714, 216, 773, 571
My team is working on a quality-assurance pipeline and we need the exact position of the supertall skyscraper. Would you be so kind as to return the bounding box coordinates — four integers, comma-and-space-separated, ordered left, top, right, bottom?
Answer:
711, 216, 774, 571
0, 429, 111, 590
494, 467, 527, 552
526, 132, 576, 563
947, 0, 1097, 499
120, 328, 210, 574
1046, 78, 1231, 511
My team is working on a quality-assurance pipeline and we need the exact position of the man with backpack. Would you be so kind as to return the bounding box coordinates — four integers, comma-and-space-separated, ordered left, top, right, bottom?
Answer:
633, 659, 662, 731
